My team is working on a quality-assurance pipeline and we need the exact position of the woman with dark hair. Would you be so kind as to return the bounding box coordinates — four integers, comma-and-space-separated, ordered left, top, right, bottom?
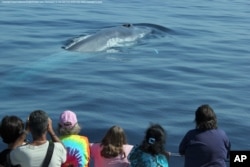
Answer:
90, 125, 133, 167
179, 104, 231, 167
0, 115, 27, 166
128, 124, 169, 167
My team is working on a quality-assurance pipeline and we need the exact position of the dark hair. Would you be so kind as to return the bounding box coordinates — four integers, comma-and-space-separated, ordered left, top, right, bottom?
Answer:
0, 116, 24, 144
29, 110, 48, 138
140, 124, 167, 155
101, 125, 127, 159
195, 104, 217, 130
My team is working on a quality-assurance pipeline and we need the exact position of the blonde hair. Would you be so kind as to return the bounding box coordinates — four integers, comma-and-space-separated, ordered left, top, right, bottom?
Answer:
101, 125, 128, 159
58, 123, 81, 135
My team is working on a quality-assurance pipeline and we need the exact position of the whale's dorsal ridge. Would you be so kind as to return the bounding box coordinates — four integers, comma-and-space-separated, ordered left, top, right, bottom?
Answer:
122, 23, 133, 28
63, 23, 170, 52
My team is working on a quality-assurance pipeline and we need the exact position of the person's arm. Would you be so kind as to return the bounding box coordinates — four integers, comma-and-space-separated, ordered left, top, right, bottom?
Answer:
12, 119, 30, 149
47, 118, 62, 143
12, 130, 28, 149
179, 132, 190, 155
163, 151, 170, 161
224, 131, 231, 159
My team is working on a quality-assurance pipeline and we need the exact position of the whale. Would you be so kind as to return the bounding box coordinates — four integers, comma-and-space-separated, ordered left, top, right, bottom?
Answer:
62, 23, 171, 53
2, 24, 171, 98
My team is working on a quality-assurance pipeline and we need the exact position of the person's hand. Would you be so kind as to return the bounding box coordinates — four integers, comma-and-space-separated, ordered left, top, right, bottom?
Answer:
12, 118, 30, 148
47, 118, 54, 134
47, 117, 63, 144
25, 117, 30, 133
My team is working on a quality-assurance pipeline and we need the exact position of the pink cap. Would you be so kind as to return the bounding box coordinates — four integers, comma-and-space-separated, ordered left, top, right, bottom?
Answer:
59, 110, 77, 128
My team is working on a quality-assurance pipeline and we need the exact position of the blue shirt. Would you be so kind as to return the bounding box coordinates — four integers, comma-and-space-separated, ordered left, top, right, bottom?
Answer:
179, 128, 230, 167
128, 145, 169, 167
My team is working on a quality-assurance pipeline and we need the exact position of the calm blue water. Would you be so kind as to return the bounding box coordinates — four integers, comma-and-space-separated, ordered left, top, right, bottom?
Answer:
1, 0, 249, 166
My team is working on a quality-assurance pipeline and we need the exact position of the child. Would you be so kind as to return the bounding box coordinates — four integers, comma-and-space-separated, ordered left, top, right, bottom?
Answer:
128, 124, 169, 167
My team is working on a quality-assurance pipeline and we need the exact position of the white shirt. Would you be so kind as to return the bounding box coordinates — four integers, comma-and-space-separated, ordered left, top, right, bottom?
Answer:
10, 141, 66, 167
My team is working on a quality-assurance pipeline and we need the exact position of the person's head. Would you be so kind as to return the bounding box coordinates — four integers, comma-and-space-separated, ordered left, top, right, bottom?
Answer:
0, 116, 24, 144
101, 125, 128, 158
140, 124, 167, 155
195, 104, 217, 130
58, 110, 81, 135
29, 110, 48, 139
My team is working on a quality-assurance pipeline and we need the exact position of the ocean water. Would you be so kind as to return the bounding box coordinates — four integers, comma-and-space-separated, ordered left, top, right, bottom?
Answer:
0, 0, 249, 166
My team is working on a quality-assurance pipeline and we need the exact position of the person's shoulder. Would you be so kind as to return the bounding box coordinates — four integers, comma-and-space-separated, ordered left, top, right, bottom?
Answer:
123, 144, 134, 152
0, 149, 11, 156
214, 128, 229, 138
90, 143, 101, 148
215, 128, 226, 133
156, 153, 169, 164
54, 142, 66, 149
72, 134, 90, 142
53, 142, 67, 157
78, 135, 90, 142
54, 141, 64, 145
78, 134, 88, 138
123, 144, 133, 149
129, 145, 142, 156
89, 143, 101, 156
184, 129, 198, 136
9, 144, 28, 157
63, 134, 89, 140
12, 143, 29, 152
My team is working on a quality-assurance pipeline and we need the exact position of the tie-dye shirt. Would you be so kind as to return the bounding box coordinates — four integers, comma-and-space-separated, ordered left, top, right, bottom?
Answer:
60, 135, 90, 167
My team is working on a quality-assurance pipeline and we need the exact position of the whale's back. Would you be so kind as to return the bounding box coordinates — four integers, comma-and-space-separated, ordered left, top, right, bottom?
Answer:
63, 23, 169, 53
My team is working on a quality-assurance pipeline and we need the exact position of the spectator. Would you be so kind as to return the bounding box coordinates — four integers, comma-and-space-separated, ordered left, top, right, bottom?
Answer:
128, 124, 169, 167
91, 125, 133, 167
0, 116, 27, 166
58, 110, 90, 167
10, 110, 67, 167
179, 104, 231, 167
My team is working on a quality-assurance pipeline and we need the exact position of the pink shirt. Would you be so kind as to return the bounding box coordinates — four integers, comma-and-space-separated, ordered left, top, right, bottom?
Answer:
90, 143, 133, 167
